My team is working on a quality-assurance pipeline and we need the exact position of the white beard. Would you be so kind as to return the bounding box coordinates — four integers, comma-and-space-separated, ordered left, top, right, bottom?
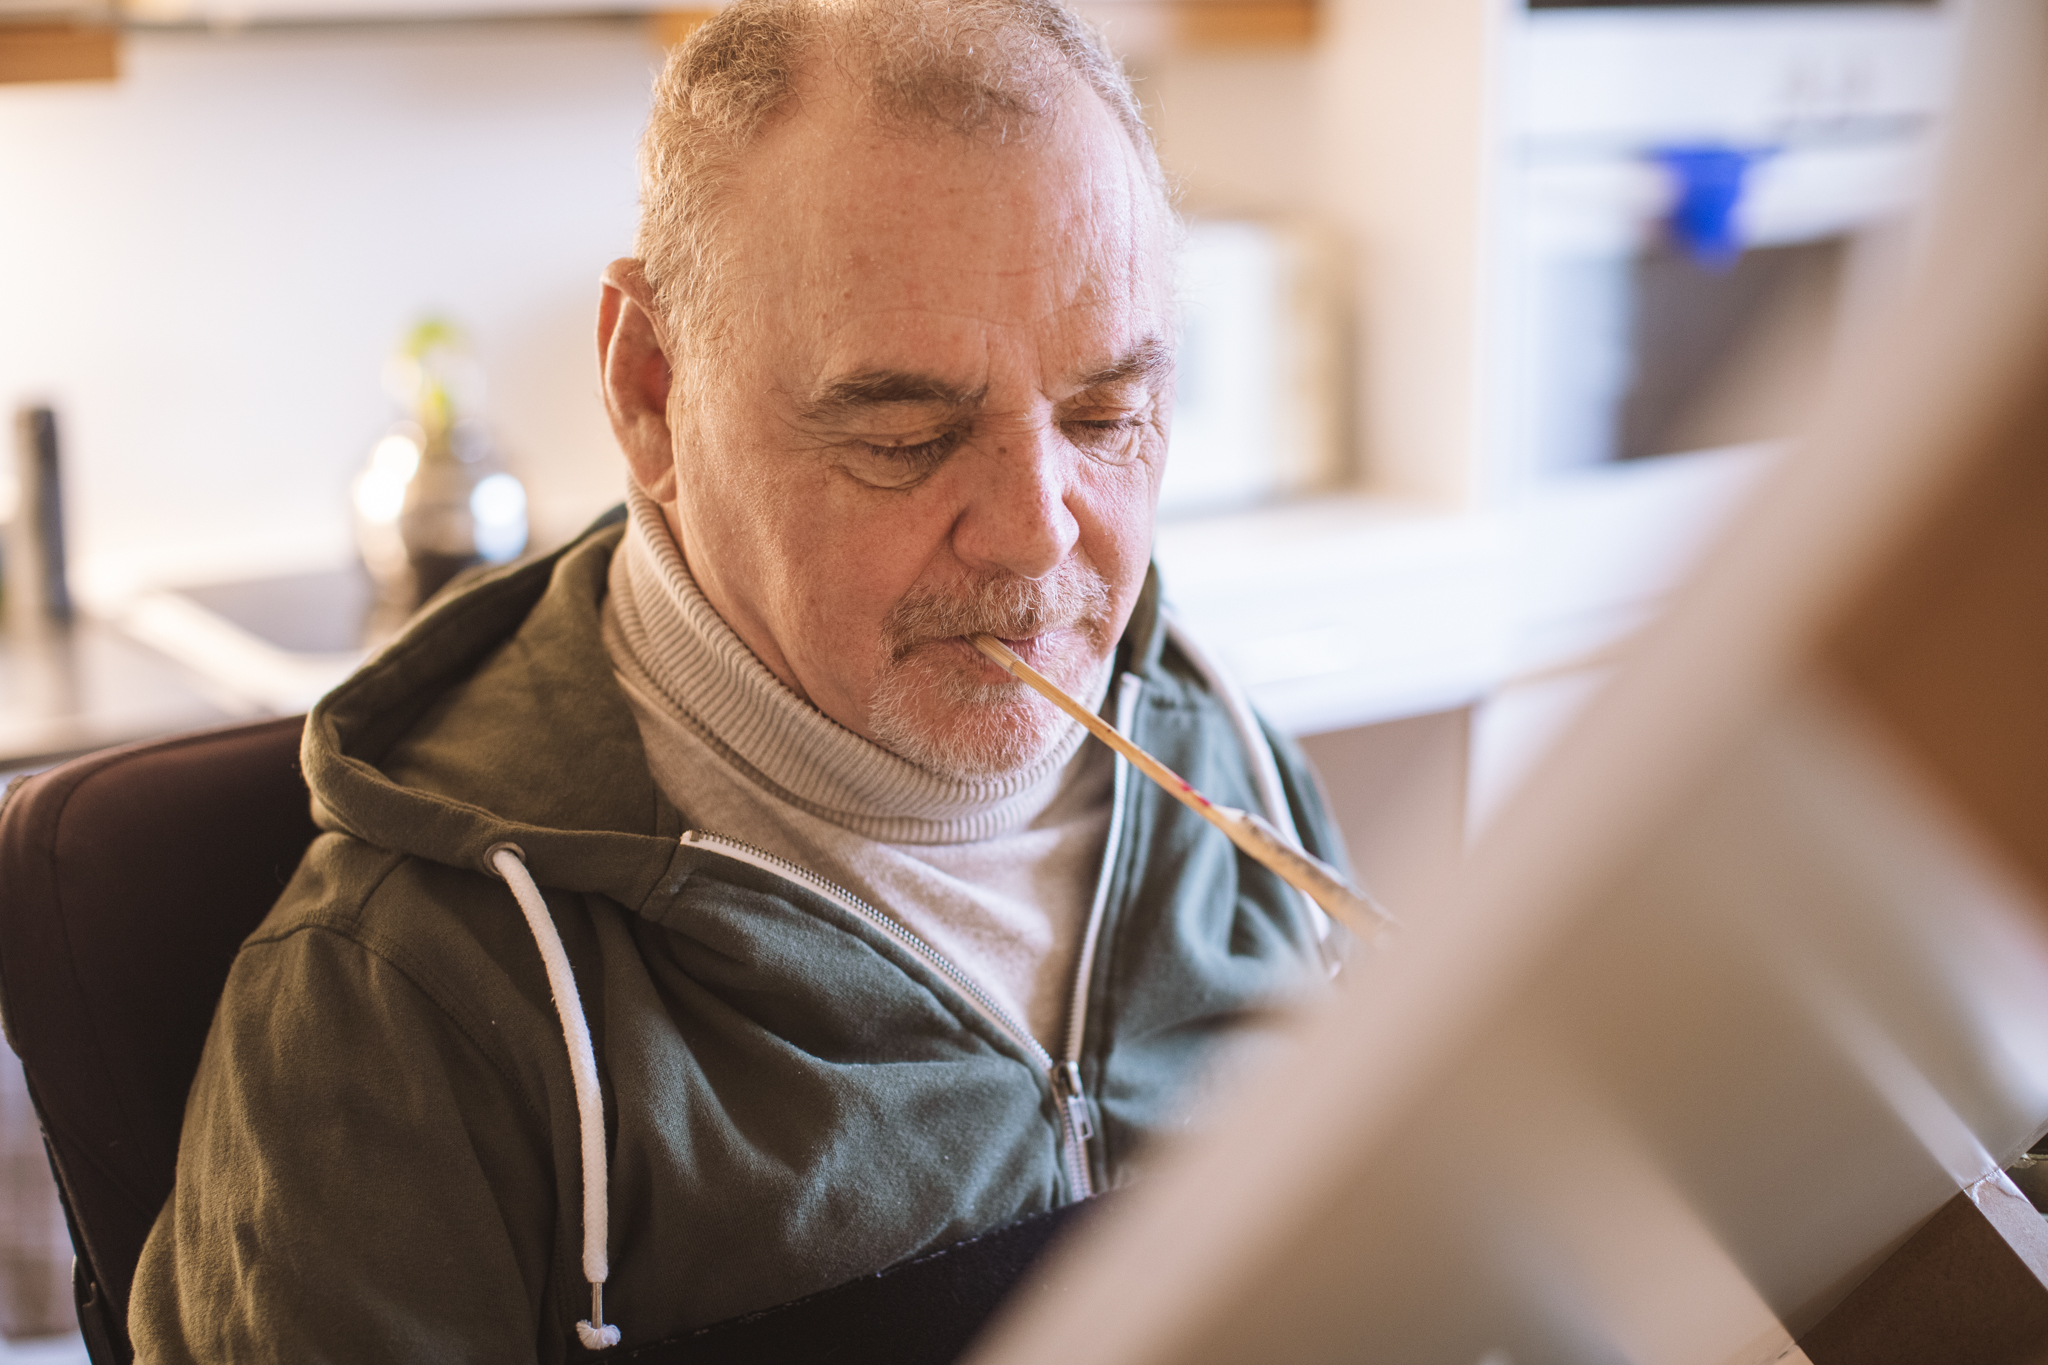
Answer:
869, 652, 1109, 778
865, 558, 1117, 779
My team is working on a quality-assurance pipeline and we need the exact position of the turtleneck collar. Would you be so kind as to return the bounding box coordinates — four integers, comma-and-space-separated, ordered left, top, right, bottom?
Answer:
605, 486, 1104, 846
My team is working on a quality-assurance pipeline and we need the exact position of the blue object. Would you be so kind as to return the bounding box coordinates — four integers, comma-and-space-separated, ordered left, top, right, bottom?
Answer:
1652, 143, 1776, 272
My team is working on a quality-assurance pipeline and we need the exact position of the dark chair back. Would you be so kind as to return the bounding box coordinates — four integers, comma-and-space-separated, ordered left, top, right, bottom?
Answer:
0, 716, 317, 1363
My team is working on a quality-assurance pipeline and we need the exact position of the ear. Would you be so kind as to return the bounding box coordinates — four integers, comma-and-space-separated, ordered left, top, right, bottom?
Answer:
598, 258, 678, 502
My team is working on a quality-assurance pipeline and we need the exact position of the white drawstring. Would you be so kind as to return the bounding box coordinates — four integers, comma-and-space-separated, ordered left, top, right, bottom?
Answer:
487, 843, 622, 1351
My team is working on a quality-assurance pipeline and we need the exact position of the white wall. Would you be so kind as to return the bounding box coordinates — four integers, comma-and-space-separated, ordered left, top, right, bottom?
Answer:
0, 25, 1349, 601
0, 24, 1359, 602
0, 19, 657, 598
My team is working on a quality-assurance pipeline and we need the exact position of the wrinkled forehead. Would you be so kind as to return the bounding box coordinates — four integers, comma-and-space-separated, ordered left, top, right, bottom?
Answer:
717, 71, 1176, 370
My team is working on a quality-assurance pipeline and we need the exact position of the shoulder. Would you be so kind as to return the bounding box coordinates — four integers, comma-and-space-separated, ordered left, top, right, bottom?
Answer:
228, 834, 572, 1085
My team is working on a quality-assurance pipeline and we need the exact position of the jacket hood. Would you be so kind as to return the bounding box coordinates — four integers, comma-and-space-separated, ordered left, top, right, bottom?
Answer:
302, 508, 1173, 907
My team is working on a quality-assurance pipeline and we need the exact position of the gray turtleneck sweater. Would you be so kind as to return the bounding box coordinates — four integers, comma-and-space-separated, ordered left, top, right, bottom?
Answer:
600, 488, 1114, 1048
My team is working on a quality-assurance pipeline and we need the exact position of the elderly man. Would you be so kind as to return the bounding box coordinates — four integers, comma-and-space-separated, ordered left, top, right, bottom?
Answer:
130, 0, 1343, 1358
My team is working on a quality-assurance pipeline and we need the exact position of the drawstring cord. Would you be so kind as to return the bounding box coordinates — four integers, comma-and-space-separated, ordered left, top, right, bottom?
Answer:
487, 843, 622, 1351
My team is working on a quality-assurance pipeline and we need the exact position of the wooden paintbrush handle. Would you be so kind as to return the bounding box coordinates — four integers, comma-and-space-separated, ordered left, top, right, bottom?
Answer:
969, 634, 1392, 939
1214, 807, 1389, 935
969, 635, 1211, 815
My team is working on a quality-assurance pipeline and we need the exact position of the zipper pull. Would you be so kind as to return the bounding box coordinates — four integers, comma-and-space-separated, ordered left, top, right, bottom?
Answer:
1054, 1061, 1094, 1140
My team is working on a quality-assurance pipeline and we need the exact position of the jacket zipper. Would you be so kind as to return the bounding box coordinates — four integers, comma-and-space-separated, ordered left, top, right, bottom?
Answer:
675, 672, 1142, 1204
678, 828, 1100, 1197
1051, 672, 1142, 1195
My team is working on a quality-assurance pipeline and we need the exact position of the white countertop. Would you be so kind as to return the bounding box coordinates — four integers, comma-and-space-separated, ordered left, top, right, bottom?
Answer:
103, 445, 1770, 741
1156, 445, 1769, 735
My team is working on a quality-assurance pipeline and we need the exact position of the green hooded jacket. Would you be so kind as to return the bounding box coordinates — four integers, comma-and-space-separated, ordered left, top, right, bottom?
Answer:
129, 512, 1343, 1363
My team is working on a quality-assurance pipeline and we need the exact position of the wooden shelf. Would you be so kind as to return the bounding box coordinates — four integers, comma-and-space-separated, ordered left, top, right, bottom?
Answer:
1172, 0, 1314, 50
0, 21, 118, 83
648, 0, 1318, 53
647, 5, 707, 45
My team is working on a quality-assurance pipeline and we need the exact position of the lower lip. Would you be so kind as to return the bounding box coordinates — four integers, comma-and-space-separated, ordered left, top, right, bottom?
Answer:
954, 632, 1051, 672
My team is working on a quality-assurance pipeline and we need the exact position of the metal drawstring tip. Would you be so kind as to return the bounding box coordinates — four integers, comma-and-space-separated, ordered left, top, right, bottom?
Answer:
575, 1283, 621, 1351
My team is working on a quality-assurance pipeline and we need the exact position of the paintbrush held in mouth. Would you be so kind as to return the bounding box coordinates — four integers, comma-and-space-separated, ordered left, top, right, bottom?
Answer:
969, 634, 1394, 942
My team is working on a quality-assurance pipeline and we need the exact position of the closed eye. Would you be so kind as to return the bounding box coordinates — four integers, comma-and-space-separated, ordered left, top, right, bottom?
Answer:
1064, 410, 1154, 466
839, 430, 965, 488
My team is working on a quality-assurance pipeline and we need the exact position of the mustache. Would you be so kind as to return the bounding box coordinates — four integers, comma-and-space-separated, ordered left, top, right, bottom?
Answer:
882, 562, 1114, 661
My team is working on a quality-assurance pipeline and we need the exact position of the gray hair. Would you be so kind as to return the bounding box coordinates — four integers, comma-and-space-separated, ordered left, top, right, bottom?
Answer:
635, 0, 1167, 360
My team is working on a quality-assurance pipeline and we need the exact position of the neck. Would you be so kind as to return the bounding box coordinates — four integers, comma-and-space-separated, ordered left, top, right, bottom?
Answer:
604, 484, 1104, 844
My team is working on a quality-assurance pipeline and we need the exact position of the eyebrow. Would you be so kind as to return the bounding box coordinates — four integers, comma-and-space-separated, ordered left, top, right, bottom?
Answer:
800, 372, 986, 423
1075, 336, 1175, 394
799, 335, 1175, 423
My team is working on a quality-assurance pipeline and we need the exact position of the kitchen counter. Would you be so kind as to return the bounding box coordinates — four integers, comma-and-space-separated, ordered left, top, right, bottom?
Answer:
1155, 443, 1770, 736
0, 620, 240, 774
56, 443, 1768, 777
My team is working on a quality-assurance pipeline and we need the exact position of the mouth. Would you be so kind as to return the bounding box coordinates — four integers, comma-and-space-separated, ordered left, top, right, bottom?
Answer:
905, 629, 1073, 681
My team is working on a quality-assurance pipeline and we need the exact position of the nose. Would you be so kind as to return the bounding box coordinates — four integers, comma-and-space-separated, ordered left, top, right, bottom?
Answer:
950, 421, 1081, 581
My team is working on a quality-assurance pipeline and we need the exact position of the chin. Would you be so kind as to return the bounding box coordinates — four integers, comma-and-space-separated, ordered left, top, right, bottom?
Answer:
869, 648, 1102, 780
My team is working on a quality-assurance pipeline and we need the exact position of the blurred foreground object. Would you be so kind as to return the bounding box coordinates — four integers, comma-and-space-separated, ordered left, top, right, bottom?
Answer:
967, 2, 2048, 1363
352, 318, 527, 632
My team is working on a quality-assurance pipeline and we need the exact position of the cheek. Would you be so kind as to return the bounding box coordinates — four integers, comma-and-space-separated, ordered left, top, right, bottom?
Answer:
777, 476, 958, 630
679, 431, 840, 604
1070, 455, 1160, 589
